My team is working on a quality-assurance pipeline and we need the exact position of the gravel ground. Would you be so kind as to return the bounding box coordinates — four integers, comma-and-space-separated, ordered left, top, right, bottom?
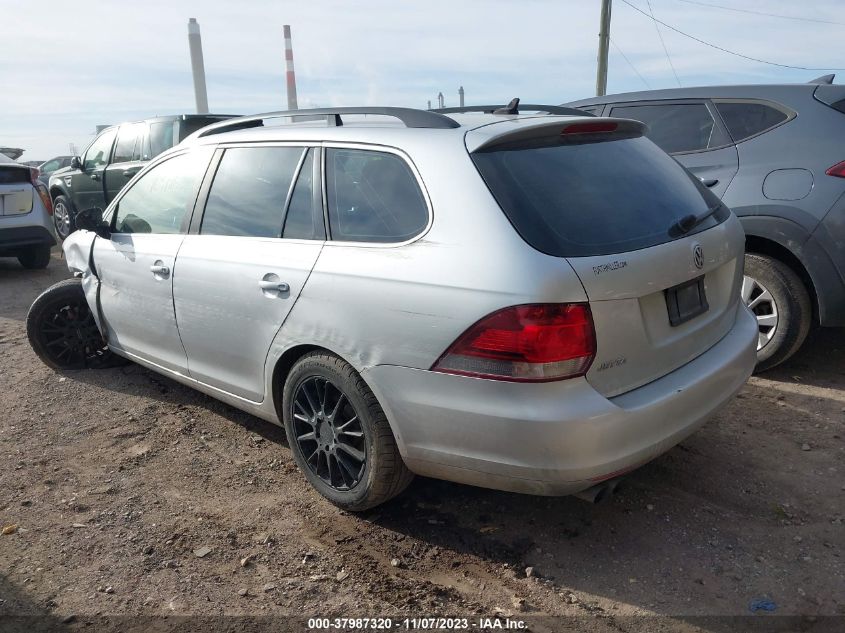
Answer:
0, 252, 842, 632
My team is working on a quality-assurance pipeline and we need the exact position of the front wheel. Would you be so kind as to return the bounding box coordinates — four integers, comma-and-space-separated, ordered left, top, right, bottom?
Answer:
26, 278, 125, 370
282, 352, 413, 511
742, 253, 812, 372
53, 195, 76, 241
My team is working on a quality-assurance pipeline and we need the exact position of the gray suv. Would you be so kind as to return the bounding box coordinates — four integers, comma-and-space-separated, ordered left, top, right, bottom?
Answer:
567, 78, 845, 371
27, 107, 757, 510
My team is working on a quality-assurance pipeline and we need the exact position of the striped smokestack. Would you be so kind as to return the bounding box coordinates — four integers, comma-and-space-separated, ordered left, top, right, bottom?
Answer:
283, 25, 298, 110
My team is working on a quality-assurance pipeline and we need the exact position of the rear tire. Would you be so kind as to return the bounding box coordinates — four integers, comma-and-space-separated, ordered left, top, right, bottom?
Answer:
27, 278, 126, 370
17, 246, 51, 270
743, 253, 811, 372
282, 352, 413, 511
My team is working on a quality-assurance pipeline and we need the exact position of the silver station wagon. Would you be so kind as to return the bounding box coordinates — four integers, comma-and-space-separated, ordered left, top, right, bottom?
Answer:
27, 104, 758, 510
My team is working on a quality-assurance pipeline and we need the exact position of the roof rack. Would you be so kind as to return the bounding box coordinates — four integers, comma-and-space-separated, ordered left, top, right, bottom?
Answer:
433, 101, 591, 117
195, 107, 460, 138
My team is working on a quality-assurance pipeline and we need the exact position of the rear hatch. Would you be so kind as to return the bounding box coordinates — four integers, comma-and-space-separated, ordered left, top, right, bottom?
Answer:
0, 162, 34, 217
468, 118, 745, 397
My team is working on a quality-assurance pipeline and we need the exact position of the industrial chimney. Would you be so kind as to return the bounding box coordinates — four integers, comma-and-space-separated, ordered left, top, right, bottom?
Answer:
187, 18, 209, 114
283, 25, 298, 110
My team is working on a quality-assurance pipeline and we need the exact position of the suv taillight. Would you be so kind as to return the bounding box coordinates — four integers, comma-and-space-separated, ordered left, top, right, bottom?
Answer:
432, 304, 596, 382
826, 161, 845, 178
29, 167, 53, 215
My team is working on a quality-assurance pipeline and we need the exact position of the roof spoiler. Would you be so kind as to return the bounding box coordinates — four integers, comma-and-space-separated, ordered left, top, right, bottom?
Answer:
192, 107, 460, 139
808, 74, 835, 85
466, 118, 647, 153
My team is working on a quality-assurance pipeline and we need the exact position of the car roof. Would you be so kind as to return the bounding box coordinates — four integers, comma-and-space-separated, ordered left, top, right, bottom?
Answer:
180, 110, 596, 150
566, 82, 818, 107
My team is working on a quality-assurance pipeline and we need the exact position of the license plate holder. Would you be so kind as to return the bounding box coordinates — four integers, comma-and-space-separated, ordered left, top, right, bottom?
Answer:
665, 276, 708, 327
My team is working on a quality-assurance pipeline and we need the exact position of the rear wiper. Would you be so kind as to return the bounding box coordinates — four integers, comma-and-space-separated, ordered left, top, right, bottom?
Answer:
670, 203, 722, 236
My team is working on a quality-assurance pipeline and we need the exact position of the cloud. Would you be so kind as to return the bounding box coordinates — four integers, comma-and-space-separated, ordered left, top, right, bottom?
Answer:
1, 0, 842, 158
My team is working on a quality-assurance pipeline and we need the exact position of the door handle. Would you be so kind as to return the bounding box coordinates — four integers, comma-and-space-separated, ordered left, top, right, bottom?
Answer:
702, 178, 719, 188
259, 280, 290, 293
90, 173, 101, 181
150, 264, 170, 276
122, 169, 139, 178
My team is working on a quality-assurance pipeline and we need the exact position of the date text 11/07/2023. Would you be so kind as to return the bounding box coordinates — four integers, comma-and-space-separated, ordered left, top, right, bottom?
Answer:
307, 617, 528, 630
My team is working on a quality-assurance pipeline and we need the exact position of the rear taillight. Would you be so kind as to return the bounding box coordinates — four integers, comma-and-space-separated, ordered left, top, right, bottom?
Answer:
432, 304, 596, 382
29, 168, 53, 215
826, 161, 845, 178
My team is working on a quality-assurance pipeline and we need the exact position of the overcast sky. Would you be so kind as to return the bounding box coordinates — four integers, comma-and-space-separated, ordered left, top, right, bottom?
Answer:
2, 0, 843, 160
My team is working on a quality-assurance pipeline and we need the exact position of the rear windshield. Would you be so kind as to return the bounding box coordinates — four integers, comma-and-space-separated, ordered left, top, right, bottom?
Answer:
472, 135, 727, 257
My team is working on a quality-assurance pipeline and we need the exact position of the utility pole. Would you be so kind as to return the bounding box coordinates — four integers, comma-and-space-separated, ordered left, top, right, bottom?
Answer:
596, 0, 612, 96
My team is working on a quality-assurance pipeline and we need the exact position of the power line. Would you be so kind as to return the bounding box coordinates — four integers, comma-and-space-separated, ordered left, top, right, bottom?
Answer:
671, 0, 845, 26
610, 38, 652, 89
619, 0, 845, 71
645, 0, 681, 86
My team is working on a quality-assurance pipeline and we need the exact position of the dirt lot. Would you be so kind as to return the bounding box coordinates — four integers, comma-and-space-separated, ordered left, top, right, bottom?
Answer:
0, 253, 842, 632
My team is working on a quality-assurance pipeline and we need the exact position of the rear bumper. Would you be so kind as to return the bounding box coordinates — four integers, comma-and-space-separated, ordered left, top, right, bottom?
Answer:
363, 303, 758, 496
0, 225, 56, 255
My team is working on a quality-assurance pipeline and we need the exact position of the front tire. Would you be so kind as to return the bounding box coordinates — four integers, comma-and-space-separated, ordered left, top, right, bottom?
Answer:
743, 253, 811, 372
53, 195, 76, 241
17, 245, 51, 269
26, 278, 125, 370
282, 352, 413, 511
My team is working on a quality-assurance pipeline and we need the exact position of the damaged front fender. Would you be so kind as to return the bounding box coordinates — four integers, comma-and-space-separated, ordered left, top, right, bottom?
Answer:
62, 230, 105, 335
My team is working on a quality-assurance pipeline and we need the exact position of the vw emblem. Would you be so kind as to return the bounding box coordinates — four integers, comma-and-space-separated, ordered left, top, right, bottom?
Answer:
692, 243, 704, 270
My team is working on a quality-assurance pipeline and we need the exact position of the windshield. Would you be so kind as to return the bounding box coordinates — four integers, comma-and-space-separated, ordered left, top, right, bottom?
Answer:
472, 135, 727, 257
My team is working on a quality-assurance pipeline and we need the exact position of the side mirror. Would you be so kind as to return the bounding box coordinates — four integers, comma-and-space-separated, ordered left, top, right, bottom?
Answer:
70, 156, 82, 170
75, 207, 111, 239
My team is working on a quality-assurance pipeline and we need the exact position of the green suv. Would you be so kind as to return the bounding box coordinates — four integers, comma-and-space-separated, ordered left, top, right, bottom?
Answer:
48, 114, 234, 240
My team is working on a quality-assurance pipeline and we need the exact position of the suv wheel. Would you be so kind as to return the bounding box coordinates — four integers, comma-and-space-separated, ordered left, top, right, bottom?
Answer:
27, 278, 126, 370
282, 352, 413, 511
53, 195, 75, 241
742, 254, 811, 372
17, 245, 51, 269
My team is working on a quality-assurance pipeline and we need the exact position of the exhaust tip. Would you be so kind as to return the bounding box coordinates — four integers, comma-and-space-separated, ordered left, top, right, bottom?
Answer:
572, 476, 625, 504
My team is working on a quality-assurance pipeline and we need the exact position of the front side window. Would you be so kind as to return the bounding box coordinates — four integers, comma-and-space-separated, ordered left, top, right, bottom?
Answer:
83, 128, 117, 170
715, 102, 789, 142
201, 146, 304, 237
114, 149, 212, 234
326, 148, 428, 243
610, 103, 726, 154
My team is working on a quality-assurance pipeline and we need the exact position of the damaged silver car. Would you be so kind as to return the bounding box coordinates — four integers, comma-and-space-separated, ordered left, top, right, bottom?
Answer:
27, 104, 758, 510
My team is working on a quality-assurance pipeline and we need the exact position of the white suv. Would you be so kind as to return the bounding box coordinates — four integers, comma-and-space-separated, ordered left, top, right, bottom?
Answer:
0, 153, 56, 268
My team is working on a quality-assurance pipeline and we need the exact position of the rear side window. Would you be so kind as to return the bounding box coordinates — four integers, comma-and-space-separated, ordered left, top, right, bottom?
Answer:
149, 121, 178, 158
472, 135, 726, 258
201, 147, 304, 238
715, 102, 789, 142
112, 123, 143, 164
282, 149, 317, 239
326, 148, 428, 243
114, 149, 212, 234
609, 103, 726, 153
